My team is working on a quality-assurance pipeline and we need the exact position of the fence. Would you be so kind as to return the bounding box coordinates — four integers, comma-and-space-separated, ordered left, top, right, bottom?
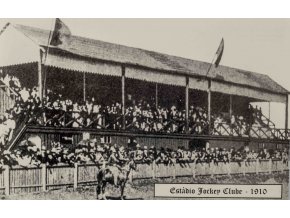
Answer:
0, 159, 288, 196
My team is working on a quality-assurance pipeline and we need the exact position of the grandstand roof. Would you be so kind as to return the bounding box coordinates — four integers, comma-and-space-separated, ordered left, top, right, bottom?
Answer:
7, 24, 288, 95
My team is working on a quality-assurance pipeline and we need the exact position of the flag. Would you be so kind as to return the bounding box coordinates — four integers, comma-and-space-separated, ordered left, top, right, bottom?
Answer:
50, 18, 71, 46
214, 38, 224, 67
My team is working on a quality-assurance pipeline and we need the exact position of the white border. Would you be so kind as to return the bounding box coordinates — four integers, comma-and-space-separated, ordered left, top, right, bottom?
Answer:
0, 0, 290, 18
0, 0, 289, 217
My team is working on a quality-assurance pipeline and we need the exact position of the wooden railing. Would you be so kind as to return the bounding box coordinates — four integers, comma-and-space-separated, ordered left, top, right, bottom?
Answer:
0, 159, 288, 196
212, 122, 288, 141
260, 113, 276, 128
5, 109, 290, 151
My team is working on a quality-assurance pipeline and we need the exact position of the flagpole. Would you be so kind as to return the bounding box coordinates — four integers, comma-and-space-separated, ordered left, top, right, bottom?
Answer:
206, 38, 224, 133
44, 19, 55, 64
42, 19, 56, 98
205, 51, 217, 133
205, 53, 217, 77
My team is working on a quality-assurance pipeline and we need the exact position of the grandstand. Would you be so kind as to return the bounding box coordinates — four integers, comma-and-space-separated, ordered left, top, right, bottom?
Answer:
0, 22, 289, 152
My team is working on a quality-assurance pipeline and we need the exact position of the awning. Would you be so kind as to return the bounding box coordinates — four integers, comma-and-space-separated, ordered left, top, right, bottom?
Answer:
43, 54, 287, 102
211, 81, 287, 103
45, 53, 122, 77
125, 67, 186, 86
189, 77, 208, 91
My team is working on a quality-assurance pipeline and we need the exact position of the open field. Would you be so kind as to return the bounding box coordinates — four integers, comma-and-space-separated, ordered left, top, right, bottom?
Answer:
1, 171, 288, 200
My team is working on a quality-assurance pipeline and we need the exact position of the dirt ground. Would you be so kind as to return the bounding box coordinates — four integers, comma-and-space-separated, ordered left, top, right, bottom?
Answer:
1, 171, 288, 200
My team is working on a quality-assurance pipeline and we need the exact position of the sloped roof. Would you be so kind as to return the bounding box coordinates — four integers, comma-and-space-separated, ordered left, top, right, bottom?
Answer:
12, 23, 288, 94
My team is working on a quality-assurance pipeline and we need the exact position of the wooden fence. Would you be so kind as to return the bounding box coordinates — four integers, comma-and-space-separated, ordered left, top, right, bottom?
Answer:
0, 160, 288, 196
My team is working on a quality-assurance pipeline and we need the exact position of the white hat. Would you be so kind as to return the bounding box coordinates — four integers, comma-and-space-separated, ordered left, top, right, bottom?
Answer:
119, 146, 125, 151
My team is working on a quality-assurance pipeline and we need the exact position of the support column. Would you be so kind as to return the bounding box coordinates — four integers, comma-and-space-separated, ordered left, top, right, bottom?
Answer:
122, 66, 126, 130
155, 83, 158, 108
207, 79, 212, 132
74, 163, 78, 190
4, 165, 10, 196
268, 102, 271, 119
229, 95, 233, 118
185, 76, 189, 133
83, 72, 86, 102
38, 49, 43, 101
41, 164, 47, 192
285, 94, 288, 138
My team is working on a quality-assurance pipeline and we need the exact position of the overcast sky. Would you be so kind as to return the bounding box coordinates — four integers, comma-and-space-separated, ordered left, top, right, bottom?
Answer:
1, 18, 290, 127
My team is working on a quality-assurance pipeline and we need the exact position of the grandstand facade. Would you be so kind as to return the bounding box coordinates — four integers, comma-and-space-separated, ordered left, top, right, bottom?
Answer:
0, 23, 289, 151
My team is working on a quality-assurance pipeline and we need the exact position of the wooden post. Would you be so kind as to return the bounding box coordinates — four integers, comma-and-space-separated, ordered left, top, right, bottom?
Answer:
155, 83, 158, 108
152, 160, 156, 179
4, 165, 10, 196
268, 159, 272, 174
173, 164, 176, 179
227, 161, 231, 176
242, 160, 246, 176
121, 66, 126, 130
256, 159, 259, 175
280, 159, 284, 172
210, 160, 214, 178
83, 72, 86, 102
38, 49, 43, 101
207, 79, 212, 132
201, 162, 205, 175
285, 94, 288, 138
229, 95, 233, 135
41, 164, 47, 192
185, 76, 189, 134
74, 163, 78, 190
192, 161, 196, 179
268, 102, 271, 120
229, 95, 233, 118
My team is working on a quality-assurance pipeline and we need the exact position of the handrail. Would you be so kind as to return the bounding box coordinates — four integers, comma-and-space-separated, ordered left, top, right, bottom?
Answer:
0, 79, 20, 98
7, 122, 27, 151
6, 106, 290, 147
260, 113, 275, 128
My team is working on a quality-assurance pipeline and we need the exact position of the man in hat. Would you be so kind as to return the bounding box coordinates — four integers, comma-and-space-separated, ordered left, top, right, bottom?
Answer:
149, 146, 157, 162
143, 146, 151, 165
108, 147, 121, 165
134, 144, 144, 163
118, 146, 129, 165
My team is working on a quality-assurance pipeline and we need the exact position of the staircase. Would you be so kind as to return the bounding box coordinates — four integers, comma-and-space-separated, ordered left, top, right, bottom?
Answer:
0, 80, 27, 150
253, 109, 287, 139
257, 113, 276, 128
0, 81, 17, 116
6, 121, 27, 150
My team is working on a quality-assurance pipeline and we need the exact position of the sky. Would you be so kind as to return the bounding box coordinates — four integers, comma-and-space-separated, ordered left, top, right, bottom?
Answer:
0, 18, 290, 128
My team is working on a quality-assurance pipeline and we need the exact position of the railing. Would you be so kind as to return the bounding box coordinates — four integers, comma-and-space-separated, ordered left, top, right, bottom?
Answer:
0, 80, 20, 99
0, 159, 288, 196
6, 108, 290, 150
260, 113, 276, 128
213, 122, 288, 141
6, 122, 27, 150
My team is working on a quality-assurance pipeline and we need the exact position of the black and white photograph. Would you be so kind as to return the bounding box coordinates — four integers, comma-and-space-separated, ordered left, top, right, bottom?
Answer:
0, 18, 289, 200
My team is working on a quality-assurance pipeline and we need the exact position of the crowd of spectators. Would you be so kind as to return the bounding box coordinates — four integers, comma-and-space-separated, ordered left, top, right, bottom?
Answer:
0, 137, 288, 171
0, 73, 41, 147
125, 100, 209, 134
0, 72, 281, 150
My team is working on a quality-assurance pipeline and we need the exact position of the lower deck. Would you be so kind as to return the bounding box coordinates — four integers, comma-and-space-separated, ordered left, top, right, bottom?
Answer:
15, 126, 289, 151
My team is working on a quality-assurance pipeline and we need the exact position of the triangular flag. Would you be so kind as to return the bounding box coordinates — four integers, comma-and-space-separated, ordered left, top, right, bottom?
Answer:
214, 38, 224, 67
50, 18, 71, 46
